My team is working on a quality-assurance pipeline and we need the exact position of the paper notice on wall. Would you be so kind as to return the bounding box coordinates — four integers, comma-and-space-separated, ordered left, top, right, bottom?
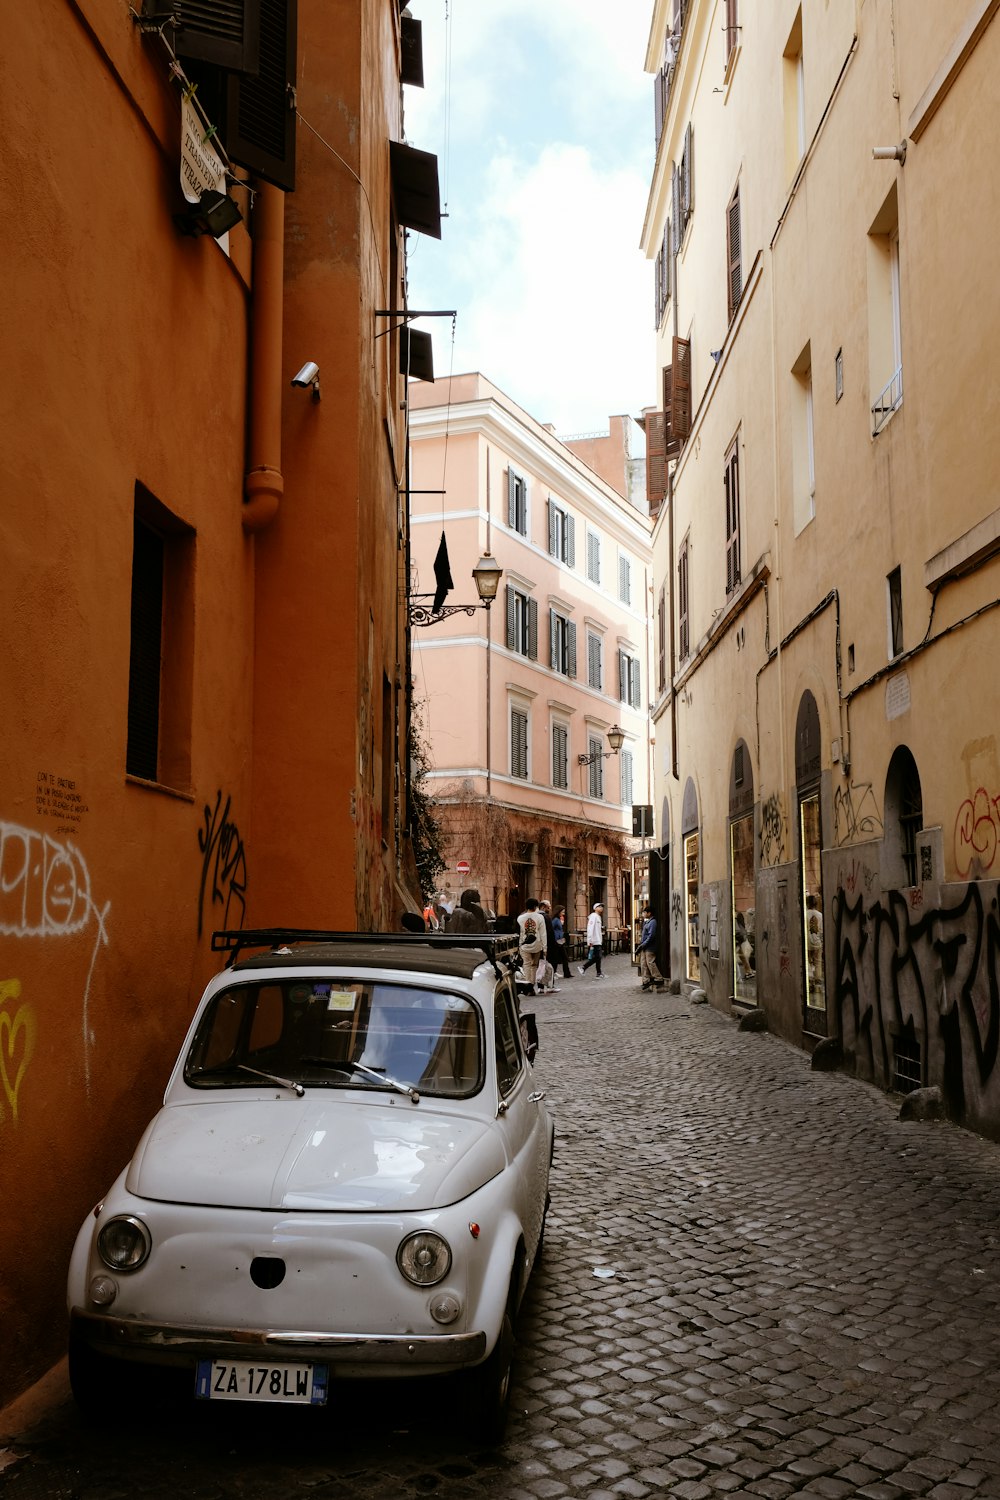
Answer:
180, 97, 226, 204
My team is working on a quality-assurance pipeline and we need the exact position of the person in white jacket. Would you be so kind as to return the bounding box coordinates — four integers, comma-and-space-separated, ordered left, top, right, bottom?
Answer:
578, 903, 605, 978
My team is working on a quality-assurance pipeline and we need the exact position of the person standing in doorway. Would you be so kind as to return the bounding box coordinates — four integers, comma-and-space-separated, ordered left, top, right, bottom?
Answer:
578, 903, 605, 978
636, 904, 665, 990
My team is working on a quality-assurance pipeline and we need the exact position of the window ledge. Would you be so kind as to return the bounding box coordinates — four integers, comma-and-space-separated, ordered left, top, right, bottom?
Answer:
925, 505, 1000, 589
125, 774, 195, 804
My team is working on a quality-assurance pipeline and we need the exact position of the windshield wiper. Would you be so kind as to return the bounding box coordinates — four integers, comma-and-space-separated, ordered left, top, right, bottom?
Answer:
340, 1058, 420, 1102
237, 1064, 305, 1097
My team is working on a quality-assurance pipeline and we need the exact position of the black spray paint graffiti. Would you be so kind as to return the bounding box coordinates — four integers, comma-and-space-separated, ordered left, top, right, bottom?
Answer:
834, 881, 1000, 1121
671, 891, 683, 929
197, 791, 248, 938
833, 781, 884, 847
759, 794, 785, 868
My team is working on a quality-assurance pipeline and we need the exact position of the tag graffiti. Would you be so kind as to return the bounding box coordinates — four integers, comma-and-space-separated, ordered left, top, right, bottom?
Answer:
197, 790, 248, 938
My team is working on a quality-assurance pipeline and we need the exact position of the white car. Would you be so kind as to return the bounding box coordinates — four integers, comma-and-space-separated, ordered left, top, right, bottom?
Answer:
67, 930, 553, 1441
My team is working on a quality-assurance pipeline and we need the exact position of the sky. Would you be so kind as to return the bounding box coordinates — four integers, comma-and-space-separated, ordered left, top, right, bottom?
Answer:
403, 0, 656, 438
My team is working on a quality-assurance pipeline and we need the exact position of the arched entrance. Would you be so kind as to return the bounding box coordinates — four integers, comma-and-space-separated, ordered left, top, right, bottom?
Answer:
729, 740, 756, 1003
795, 691, 826, 1031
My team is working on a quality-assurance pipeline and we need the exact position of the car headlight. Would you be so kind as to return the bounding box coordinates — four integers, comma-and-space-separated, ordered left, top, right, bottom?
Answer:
396, 1230, 452, 1286
96, 1216, 151, 1272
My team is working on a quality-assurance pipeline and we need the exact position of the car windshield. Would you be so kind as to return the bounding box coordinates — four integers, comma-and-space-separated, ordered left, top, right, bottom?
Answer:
184, 978, 482, 1098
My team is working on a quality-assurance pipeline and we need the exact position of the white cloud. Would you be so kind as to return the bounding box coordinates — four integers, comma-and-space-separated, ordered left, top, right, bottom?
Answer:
405, 0, 655, 433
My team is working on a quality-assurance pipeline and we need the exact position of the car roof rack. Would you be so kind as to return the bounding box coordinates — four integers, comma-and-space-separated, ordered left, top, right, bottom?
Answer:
212, 928, 521, 978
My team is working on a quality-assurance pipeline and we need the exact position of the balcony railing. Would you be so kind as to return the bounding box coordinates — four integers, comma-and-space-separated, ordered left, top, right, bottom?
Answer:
872, 364, 903, 435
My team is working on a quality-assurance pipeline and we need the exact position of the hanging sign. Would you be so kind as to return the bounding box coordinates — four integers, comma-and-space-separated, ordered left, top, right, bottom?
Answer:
180, 96, 226, 204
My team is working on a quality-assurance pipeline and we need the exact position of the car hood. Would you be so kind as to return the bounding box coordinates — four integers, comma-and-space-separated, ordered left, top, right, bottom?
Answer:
125, 1097, 505, 1212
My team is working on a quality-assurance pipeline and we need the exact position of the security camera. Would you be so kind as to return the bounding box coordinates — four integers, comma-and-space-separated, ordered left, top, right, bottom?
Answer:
291, 361, 320, 388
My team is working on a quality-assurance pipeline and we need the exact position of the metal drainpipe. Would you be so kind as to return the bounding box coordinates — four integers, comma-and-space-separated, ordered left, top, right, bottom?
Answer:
243, 181, 285, 533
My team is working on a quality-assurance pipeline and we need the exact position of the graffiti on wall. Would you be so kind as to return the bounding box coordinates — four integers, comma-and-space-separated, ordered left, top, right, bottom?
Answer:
197, 791, 248, 938
955, 787, 1000, 879
759, 794, 786, 868
833, 781, 883, 847
0, 819, 110, 1096
0, 978, 36, 1127
671, 890, 683, 929
833, 879, 1000, 1122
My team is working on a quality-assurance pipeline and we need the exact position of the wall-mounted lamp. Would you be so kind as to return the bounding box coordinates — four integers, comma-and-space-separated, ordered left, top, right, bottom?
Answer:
409, 552, 503, 627
872, 142, 907, 164
174, 188, 243, 240
578, 724, 625, 766
291, 361, 321, 401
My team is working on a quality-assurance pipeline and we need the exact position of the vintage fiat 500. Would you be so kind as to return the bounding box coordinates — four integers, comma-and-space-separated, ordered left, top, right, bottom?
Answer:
67, 930, 553, 1440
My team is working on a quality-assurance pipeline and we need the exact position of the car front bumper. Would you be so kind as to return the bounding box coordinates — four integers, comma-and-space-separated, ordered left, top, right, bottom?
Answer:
70, 1308, 487, 1372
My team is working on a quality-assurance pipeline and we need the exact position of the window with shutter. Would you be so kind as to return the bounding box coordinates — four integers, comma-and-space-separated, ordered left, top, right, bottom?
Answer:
682, 122, 694, 223
621, 750, 634, 808
588, 739, 604, 799
586, 530, 601, 585
163, 0, 260, 72
678, 539, 690, 659
550, 612, 576, 677
552, 723, 568, 789
657, 588, 666, 693
511, 708, 528, 780
506, 586, 535, 657
618, 649, 627, 703
646, 410, 668, 512
587, 632, 603, 690
618, 554, 631, 606
725, 0, 739, 65
225, 0, 297, 192
726, 181, 742, 322
671, 336, 692, 441
507, 468, 527, 534
127, 518, 164, 782
725, 436, 741, 596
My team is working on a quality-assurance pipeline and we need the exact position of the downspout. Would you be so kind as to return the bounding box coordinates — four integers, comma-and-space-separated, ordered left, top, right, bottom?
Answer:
243, 182, 285, 533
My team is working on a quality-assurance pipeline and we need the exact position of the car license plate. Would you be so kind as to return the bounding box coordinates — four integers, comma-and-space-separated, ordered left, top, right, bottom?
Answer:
195, 1358, 328, 1405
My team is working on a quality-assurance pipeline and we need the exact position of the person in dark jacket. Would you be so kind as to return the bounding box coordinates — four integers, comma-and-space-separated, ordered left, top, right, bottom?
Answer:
446, 888, 488, 933
636, 905, 665, 990
536, 902, 561, 992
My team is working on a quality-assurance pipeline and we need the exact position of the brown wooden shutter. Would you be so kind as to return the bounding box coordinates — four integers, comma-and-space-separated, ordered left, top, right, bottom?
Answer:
646, 411, 668, 512
671, 336, 692, 441
224, 0, 297, 191
167, 0, 260, 72
726, 182, 742, 321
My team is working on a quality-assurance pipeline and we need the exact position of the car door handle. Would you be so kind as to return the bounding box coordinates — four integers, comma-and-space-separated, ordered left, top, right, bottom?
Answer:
527, 1090, 546, 1102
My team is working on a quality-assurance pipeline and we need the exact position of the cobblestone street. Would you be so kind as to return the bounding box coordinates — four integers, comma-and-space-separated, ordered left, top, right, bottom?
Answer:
5, 954, 1000, 1498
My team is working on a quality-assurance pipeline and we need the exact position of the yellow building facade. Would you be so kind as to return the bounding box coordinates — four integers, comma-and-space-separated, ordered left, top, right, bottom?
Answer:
642, 0, 1000, 1131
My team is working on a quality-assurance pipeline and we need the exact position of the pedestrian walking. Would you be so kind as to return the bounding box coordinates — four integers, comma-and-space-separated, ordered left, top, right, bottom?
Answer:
550, 904, 572, 979
516, 897, 547, 993
636, 904, 665, 990
578, 902, 605, 977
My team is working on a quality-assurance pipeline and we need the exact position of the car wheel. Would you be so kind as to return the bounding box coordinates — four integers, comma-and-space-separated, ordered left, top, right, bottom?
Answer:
470, 1309, 514, 1445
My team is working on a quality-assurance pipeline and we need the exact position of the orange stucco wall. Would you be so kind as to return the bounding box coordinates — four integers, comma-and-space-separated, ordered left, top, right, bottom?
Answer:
0, 0, 415, 1406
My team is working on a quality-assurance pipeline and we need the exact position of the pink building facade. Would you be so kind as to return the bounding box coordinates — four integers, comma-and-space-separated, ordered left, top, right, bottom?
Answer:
409, 375, 654, 949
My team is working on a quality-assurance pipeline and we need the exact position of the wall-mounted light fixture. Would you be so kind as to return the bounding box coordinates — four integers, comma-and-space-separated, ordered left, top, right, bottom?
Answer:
409, 552, 503, 627
174, 188, 243, 240
291, 361, 321, 401
578, 725, 625, 766
872, 143, 907, 164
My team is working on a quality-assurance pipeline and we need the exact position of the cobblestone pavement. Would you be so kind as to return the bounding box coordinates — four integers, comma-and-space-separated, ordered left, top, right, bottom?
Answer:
5, 955, 1000, 1498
